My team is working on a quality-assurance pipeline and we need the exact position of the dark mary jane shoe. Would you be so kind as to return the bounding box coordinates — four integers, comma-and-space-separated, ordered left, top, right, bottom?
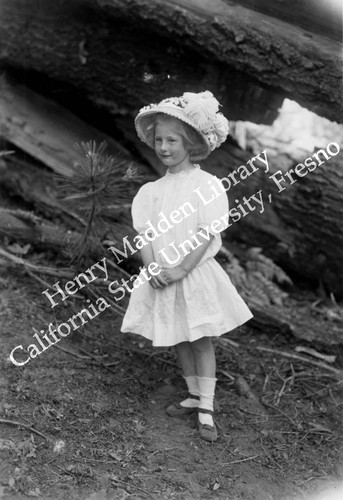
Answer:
198, 408, 218, 442
165, 394, 199, 417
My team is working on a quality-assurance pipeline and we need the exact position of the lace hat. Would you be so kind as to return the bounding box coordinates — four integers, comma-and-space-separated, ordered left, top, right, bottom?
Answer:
134, 91, 230, 161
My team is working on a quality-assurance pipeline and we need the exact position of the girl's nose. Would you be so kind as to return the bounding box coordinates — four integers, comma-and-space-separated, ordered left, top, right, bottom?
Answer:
160, 142, 168, 152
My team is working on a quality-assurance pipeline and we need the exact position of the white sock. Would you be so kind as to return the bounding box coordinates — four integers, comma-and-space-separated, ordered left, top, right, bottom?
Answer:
197, 376, 216, 426
180, 375, 200, 408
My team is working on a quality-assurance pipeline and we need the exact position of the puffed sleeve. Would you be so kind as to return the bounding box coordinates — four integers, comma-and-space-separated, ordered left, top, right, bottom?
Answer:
196, 175, 229, 236
131, 182, 153, 234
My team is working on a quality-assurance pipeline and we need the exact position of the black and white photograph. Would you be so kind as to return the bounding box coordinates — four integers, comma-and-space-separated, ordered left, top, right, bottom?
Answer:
0, 0, 342, 499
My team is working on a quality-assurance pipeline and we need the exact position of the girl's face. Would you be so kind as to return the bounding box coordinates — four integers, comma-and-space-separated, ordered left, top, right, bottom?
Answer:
154, 121, 190, 169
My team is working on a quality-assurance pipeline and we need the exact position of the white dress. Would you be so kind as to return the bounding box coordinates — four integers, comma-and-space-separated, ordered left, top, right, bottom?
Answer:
121, 165, 253, 346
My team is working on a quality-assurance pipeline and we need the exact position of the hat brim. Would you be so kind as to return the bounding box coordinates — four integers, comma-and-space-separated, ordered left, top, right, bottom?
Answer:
134, 106, 211, 161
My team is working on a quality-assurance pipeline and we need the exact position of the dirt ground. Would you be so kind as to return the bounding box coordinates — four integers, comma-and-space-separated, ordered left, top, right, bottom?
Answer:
0, 254, 343, 500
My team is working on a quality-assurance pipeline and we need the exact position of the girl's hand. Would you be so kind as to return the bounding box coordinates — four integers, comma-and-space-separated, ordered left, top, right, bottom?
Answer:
148, 266, 169, 289
161, 266, 187, 284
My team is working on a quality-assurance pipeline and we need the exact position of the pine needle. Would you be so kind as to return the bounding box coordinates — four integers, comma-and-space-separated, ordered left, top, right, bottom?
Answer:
54, 140, 141, 262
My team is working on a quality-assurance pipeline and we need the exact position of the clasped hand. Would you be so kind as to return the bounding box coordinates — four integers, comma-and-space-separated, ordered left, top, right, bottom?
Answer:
148, 265, 187, 289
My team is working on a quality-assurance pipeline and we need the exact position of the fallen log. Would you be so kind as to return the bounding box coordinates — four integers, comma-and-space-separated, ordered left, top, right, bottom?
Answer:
0, 78, 134, 177
99, 0, 342, 122
0, 210, 83, 253
0, 0, 341, 123
0, 155, 133, 229
232, 0, 342, 42
0, 156, 83, 226
0, 207, 142, 275
0, 78, 156, 238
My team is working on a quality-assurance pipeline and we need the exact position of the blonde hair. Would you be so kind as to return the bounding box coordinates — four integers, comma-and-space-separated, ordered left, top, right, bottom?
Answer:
147, 113, 206, 163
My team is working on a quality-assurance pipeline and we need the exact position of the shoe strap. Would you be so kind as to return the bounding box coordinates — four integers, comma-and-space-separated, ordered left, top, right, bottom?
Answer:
188, 393, 200, 400
197, 408, 214, 415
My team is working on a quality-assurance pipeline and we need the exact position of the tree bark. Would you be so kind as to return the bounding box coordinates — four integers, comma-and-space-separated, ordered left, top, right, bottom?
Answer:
213, 148, 343, 299
0, 0, 341, 124
98, 0, 342, 122
0, 210, 82, 254
231, 0, 342, 42
0, 79, 135, 177
0, 206, 143, 275
0, 157, 91, 228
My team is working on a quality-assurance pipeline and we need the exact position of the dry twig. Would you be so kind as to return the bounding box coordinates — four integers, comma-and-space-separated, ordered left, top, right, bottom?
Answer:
218, 369, 235, 381
295, 346, 336, 363
78, 347, 119, 375
221, 454, 259, 465
0, 418, 50, 441
261, 400, 301, 429
52, 343, 90, 359
256, 347, 343, 378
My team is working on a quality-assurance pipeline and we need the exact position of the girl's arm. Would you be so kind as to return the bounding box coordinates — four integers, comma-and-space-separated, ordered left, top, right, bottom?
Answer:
139, 241, 156, 268
162, 234, 214, 283
139, 240, 169, 289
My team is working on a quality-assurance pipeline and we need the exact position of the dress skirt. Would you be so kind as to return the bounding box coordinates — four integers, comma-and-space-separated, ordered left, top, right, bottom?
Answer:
121, 256, 253, 347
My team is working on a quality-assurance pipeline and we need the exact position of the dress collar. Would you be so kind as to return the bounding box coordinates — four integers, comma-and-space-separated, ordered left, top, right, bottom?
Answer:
165, 165, 200, 177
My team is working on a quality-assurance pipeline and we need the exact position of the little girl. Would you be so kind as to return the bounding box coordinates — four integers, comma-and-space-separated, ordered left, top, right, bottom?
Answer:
121, 91, 253, 442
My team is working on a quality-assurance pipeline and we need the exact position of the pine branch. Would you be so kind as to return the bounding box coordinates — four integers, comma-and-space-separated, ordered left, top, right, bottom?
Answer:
55, 140, 141, 263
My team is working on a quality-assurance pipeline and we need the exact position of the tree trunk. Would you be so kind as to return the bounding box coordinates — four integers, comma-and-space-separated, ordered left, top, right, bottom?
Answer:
0, 0, 341, 123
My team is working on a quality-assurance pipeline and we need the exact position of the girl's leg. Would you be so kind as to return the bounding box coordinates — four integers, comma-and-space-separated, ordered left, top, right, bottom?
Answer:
175, 341, 197, 376
175, 342, 199, 406
166, 342, 199, 415
191, 336, 216, 378
191, 337, 217, 436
